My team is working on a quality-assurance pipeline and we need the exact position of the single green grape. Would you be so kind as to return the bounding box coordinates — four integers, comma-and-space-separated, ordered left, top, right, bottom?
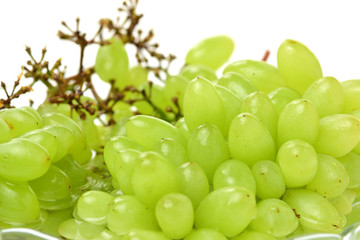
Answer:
267, 87, 301, 115
184, 228, 228, 240
164, 75, 190, 112
337, 152, 360, 189
341, 79, 360, 113
116, 65, 148, 89
217, 72, 256, 101
154, 138, 189, 168
175, 117, 192, 141
54, 154, 88, 188
330, 189, 356, 216
277, 39, 322, 94
180, 64, 217, 82
43, 125, 74, 162
185, 35, 234, 70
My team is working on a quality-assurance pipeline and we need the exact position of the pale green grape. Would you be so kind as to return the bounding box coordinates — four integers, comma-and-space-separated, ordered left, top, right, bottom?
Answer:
177, 162, 209, 210
95, 37, 129, 84
29, 165, 71, 202
232, 230, 277, 240
306, 154, 349, 199
38, 194, 74, 211
314, 114, 360, 157
213, 159, 256, 194
185, 35, 234, 70
106, 195, 159, 234
187, 123, 229, 183
154, 138, 189, 168
175, 117, 191, 141
240, 91, 278, 141
285, 225, 306, 239
341, 79, 360, 113
250, 199, 298, 237
43, 125, 74, 162
77, 190, 114, 225
282, 188, 343, 233
164, 75, 190, 111
103, 136, 144, 176
0, 117, 10, 143
0, 178, 40, 224
215, 85, 243, 135
112, 149, 141, 194
180, 64, 217, 82
156, 193, 194, 239
217, 72, 256, 101
223, 60, 286, 94
277, 99, 319, 146
0, 138, 50, 181
276, 139, 318, 188
184, 228, 228, 240
20, 128, 58, 162
251, 160, 285, 199
330, 189, 356, 216
228, 113, 276, 166
77, 118, 102, 152
267, 87, 301, 115
42, 112, 87, 155
195, 186, 256, 237
71, 146, 92, 165
131, 151, 180, 208
40, 208, 73, 237
117, 65, 148, 89
77, 221, 106, 239
54, 154, 88, 188
126, 115, 187, 150
346, 201, 360, 226
20, 106, 43, 125
0, 107, 42, 138
58, 218, 80, 240
277, 39, 323, 94
112, 101, 132, 121
183, 77, 225, 134
122, 229, 170, 240
303, 76, 344, 117
337, 152, 360, 189
348, 111, 360, 154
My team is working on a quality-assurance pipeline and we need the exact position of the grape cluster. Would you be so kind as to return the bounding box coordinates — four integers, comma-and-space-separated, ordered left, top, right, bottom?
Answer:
0, 36, 360, 240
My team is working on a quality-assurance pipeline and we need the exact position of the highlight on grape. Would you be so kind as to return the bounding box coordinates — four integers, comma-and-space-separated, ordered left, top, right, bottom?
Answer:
0, 1, 360, 240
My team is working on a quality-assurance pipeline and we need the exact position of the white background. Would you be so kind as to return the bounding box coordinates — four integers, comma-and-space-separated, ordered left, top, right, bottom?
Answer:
0, 0, 359, 107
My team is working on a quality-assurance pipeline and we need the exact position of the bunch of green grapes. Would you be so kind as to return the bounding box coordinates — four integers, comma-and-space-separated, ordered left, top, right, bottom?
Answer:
1, 35, 360, 240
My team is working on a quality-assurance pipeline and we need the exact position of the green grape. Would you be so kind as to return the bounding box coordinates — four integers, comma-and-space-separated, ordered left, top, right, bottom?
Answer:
228, 113, 276, 166
185, 35, 234, 70
251, 160, 286, 199
29, 165, 71, 201
122, 229, 170, 240
341, 79, 360, 113
108, 116, 129, 138
20, 106, 43, 125
177, 162, 209, 210
77, 221, 106, 239
0, 117, 10, 143
131, 151, 180, 208
250, 199, 298, 237
277, 99, 319, 146
267, 87, 301, 115
348, 111, 360, 154
154, 138, 189, 168
232, 230, 277, 240
282, 188, 343, 233
306, 154, 349, 199
118, 65, 148, 89
337, 152, 360, 189
277, 39, 323, 94
276, 139, 318, 188
155, 193, 194, 239
314, 114, 360, 157
175, 117, 192, 141
54, 154, 88, 188
42, 112, 87, 155
223, 60, 286, 94
40, 208, 73, 237
213, 159, 256, 194
126, 115, 187, 150
346, 201, 360, 226
77, 118, 102, 152
195, 186, 256, 237
164, 75, 189, 111
0, 138, 50, 181
184, 228, 228, 240
58, 218, 80, 240
240, 91, 278, 141
330, 189, 356, 216
0, 178, 40, 224
285, 225, 306, 239
20, 128, 58, 162
38, 194, 74, 211
0, 107, 42, 138
106, 195, 158, 234
43, 125, 74, 162
112, 101, 132, 121
77, 190, 114, 225
103, 136, 144, 176
187, 123, 229, 183
217, 72, 256, 101
180, 64, 217, 82
37, 103, 59, 116
112, 149, 141, 194
95, 37, 129, 84
183, 77, 225, 134
303, 76, 344, 117
71, 146, 92, 165
215, 85, 243, 135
